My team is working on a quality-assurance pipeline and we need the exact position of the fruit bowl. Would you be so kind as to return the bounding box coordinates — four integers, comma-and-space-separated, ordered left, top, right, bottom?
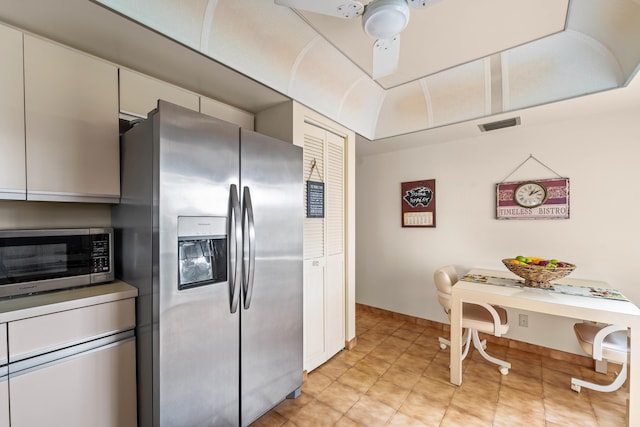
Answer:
502, 258, 576, 288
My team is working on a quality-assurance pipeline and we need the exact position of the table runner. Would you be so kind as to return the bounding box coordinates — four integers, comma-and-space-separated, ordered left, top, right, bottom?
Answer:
460, 273, 629, 301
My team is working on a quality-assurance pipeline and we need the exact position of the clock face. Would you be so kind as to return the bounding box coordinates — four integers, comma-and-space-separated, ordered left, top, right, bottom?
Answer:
514, 182, 547, 208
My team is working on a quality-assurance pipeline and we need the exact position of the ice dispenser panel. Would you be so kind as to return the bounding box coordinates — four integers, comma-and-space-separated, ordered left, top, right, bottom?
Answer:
178, 216, 227, 290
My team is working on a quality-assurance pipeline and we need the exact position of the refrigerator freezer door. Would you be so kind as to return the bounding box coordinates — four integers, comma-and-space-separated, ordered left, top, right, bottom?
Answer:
240, 130, 303, 426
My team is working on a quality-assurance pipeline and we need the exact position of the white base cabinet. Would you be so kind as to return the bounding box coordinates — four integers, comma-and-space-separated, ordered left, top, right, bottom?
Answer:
0, 380, 7, 427
9, 338, 136, 427
0, 323, 7, 427
0, 284, 138, 427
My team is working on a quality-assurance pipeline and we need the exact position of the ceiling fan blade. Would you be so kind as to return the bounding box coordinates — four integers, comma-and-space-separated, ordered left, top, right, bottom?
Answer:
274, 0, 364, 19
372, 35, 400, 80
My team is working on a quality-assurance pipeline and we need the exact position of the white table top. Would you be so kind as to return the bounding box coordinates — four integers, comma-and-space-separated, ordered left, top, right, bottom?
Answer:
456, 268, 640, 323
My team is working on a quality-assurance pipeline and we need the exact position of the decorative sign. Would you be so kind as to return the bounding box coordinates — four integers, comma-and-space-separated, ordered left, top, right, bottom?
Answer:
401, 179, 436, 227
306, 180, 325, 218
496, 178, 570, 220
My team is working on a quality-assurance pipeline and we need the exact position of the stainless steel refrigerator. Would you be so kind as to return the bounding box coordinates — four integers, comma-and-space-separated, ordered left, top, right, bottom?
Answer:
112, 100, 303, 427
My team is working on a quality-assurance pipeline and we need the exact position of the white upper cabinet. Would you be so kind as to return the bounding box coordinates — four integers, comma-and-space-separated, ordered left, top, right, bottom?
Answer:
119, 68, 199, 118
200, 96, 254, 130
0, 24, 26, 200
24, 35, 119, 203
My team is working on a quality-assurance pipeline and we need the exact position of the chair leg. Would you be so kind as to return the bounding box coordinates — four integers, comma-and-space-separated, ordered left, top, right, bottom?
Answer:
439, 329, 470, 351
461, 329, 473, 361
571, 362, 628, 393
471, 330, 511, 375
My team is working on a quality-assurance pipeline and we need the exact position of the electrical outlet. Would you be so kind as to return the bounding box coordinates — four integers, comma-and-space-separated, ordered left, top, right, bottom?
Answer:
519, 314, 528, 328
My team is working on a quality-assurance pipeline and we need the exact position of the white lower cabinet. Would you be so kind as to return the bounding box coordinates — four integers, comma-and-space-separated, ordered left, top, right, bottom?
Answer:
3, 296, 137, 427
9, 338, 136, 427
0, 323, 7, 427
0, 379, 7, 427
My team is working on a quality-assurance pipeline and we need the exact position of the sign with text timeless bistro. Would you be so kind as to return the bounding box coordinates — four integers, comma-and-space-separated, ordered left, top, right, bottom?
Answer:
402, 179, 436, 227
496, 178, 570, 220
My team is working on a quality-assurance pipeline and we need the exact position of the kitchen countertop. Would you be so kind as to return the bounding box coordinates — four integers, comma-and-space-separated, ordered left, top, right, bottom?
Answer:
0, 281, 138, 323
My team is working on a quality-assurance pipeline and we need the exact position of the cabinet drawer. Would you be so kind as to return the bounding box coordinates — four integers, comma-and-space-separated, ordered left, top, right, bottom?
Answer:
9, 299, 134, 362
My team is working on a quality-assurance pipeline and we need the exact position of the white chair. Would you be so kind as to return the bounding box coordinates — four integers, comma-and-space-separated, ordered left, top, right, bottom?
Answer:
434, 266, 511, 375
570, 322, 629, 393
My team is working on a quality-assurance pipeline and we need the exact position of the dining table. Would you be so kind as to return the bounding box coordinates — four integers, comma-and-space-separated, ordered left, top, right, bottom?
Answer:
449, 268, 640, 426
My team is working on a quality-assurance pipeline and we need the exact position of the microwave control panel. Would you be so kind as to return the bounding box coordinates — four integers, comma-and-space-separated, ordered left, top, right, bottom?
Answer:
90, 233, 111, 273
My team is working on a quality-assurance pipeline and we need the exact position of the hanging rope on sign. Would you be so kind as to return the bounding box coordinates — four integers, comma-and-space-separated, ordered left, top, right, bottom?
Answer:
307, 158, 324, 182
500, 153, 565, 183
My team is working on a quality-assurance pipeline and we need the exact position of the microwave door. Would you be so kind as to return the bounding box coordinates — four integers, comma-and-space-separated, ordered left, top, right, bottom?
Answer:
0, 235, 91, 285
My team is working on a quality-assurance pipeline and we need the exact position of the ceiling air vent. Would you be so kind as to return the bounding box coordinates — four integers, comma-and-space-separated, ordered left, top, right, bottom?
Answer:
478, 116, 521, 132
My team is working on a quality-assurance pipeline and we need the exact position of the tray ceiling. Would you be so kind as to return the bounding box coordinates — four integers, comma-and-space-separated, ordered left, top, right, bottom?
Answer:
91, 0, 640, 140
1, 0, 639, 144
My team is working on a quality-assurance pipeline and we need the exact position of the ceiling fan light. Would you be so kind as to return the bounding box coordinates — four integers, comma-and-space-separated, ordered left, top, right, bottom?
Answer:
363, 0, 410, 40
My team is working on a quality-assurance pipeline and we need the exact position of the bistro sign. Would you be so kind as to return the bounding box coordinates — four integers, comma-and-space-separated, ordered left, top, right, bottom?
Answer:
496, 178, 570, 220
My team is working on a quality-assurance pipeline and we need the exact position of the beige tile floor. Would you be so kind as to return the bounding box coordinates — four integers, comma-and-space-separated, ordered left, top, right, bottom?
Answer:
252, 308, 628, 427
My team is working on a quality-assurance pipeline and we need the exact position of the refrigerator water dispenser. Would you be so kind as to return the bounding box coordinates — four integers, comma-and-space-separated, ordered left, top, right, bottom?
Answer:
177, 216, 227, 290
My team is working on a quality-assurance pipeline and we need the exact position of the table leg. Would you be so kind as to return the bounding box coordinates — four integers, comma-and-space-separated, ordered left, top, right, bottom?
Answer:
450, 291, 462, 385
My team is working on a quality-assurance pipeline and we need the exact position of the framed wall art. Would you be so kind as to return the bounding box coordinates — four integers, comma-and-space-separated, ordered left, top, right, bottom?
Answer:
401, 179, 436, 227
496, 178, 570, 220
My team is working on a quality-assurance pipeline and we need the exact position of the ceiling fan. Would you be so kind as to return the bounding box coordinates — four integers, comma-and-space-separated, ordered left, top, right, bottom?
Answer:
274, 0, 440, 79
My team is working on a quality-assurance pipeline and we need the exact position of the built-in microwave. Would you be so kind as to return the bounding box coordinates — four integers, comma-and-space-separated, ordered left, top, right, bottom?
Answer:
0, 228, 114, 298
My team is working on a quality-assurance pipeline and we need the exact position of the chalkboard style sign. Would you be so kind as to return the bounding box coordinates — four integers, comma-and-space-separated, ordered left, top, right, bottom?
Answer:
401, 179, 436, 227
307, 181, 325, 218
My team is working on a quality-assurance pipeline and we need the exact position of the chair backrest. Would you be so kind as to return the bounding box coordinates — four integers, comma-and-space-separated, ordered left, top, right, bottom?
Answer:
434, 265, 459, 313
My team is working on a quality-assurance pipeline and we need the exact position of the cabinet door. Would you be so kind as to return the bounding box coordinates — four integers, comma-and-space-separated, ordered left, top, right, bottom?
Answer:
0, 323, 7, 427
24, 35, 119, 203
0, 24, 26, 200
9, 338, 137, 427
119, 68, 199, 118
200, 96, 254, 129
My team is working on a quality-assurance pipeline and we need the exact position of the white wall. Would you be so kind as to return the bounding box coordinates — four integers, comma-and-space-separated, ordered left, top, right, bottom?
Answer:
355, 107, 640, 354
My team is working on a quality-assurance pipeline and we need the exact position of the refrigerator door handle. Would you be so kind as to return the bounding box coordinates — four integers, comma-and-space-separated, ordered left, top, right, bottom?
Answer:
242, 186, 256, 309
229, 184, 242, 313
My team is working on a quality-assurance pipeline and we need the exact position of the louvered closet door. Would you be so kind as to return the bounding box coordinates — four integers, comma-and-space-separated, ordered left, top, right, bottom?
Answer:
325, 132, 345, 358
303, 122, 345, 372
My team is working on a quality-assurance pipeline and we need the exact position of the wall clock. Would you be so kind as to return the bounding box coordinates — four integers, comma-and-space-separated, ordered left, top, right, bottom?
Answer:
513, 181, 548, 208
